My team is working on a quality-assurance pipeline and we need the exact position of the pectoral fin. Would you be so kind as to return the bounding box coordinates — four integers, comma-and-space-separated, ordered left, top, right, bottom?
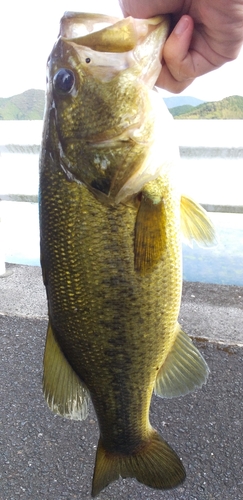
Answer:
180, 195, 217, 247
154, 325, 209, 398
43, 322, 90, 420
134, 188, 166, 273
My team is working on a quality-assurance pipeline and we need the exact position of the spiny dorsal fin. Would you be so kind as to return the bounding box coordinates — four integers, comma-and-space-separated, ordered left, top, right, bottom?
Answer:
134, 188, 166, 273
180, 195, 217, 247
43, 322, 90, 420
154, 324, 209, 398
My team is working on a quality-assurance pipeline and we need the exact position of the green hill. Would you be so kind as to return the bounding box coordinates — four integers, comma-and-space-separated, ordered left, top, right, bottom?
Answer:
1, 90, 243, 120
0, 89, 45, 120
174, 95, 243, 119
169, 104, 194, 117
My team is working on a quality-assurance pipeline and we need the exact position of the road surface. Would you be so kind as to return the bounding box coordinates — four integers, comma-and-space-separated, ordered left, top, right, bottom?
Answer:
1, 264, 242, 500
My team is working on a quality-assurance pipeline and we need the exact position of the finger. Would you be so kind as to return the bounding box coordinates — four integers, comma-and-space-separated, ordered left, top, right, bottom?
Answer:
156, 65, 195, 93
157, 14, 232, 93
156, 16, 196, 92
119, 0, 183, 19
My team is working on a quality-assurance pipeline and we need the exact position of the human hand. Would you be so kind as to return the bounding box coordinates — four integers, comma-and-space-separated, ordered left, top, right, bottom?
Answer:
119, 0, 243, 92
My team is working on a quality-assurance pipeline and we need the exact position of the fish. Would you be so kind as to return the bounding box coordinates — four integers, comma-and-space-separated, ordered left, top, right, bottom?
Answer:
39, 11, 216, 498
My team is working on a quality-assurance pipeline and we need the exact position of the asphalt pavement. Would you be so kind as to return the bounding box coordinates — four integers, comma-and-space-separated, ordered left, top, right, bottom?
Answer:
1, 264, 242, 500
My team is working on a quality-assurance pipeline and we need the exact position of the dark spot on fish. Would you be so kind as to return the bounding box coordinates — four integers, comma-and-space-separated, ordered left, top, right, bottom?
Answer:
53, 68, 75, 94
85, 57, 91, 64
91, 178, 111, 195
107, 336, 123, 348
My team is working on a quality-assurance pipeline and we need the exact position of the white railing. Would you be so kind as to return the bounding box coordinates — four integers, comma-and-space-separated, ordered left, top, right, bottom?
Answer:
1, 186, 243, 278
0, 213, 5, 276
0, 119, 242, 276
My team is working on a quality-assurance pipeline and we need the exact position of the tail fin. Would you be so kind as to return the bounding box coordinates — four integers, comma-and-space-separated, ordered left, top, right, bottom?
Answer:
92, 430, 185, 497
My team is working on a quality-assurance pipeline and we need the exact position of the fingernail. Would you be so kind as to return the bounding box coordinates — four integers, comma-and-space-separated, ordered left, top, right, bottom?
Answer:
174, 16, 190, 36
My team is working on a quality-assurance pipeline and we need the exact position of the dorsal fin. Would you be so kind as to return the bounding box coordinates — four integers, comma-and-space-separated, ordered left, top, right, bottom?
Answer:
180, 195, 217, 247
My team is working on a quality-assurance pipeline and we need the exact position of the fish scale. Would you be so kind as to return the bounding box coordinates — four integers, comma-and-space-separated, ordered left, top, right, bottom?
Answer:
40, 160, 181, 412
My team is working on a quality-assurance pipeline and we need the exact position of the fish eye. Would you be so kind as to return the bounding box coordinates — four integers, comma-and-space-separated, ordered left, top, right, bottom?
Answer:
85, 58, 91, 64
53, 68, 75, 94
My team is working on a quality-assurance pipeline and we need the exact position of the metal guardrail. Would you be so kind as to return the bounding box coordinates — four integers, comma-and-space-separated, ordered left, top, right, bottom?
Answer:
0, 194, 38, 203
179, 146, 243, 159
0, 194, 242, 276
1, 121, 242, 277
201, 204, 243, 214
1, 194, 243, 214
0, 144, 40, 154
0, 194, 40, 275
1, 196, 242, 277
1, 144, 243, 158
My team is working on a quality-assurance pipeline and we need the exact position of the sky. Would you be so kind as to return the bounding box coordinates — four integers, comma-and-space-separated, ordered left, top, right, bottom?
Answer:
1, 0, 243, 101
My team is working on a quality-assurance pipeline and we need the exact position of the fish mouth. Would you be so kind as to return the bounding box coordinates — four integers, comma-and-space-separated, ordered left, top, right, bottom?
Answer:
59, 12, 121, 40
59, 12, 170, 87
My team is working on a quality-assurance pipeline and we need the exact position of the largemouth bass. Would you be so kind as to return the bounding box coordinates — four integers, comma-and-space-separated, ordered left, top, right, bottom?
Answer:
39, 12, 215, 497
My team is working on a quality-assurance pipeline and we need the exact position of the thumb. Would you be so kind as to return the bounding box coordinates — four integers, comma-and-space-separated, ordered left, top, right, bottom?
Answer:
156, 15, 195, 93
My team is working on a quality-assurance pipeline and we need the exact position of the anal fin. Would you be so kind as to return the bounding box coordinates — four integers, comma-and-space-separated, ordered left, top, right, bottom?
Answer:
43, 321, 90, 420
154, 324, 209, 398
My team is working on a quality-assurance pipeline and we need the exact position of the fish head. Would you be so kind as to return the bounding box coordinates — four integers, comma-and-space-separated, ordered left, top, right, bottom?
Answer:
44, 12, 170, 202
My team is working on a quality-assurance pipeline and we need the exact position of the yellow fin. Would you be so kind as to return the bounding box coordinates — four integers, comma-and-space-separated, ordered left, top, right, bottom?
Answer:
43, 322, 89, 420
134, 189, 166, 273
154, 325, 209, 398
92, 431, 185, 497
180, 195, 217, 247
